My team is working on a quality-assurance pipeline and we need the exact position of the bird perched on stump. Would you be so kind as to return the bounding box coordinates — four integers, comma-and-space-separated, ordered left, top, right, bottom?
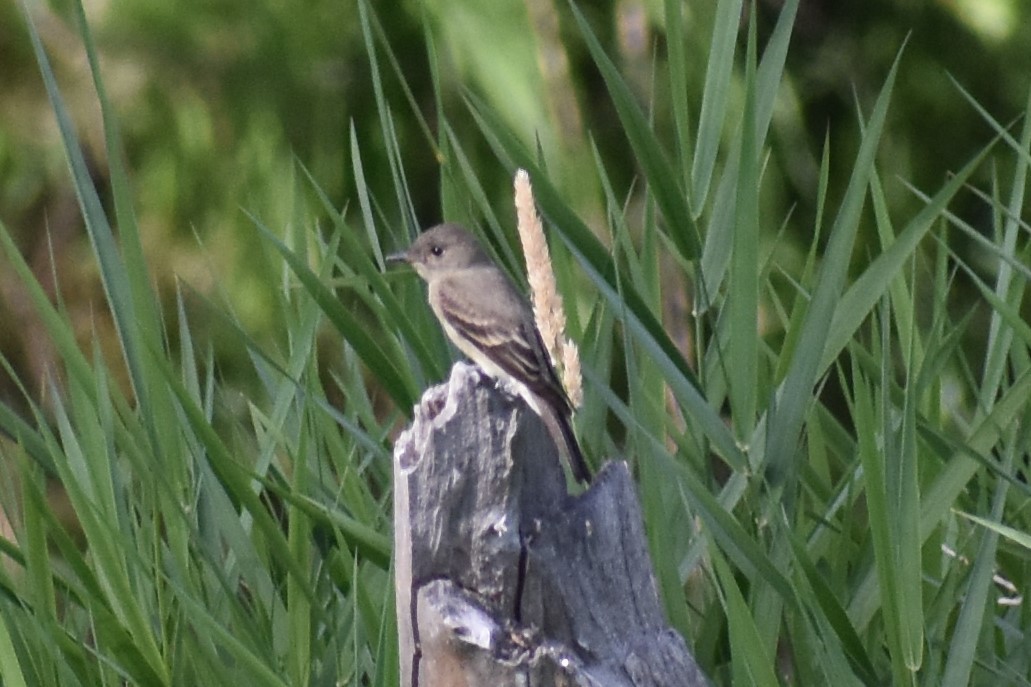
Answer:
388, 223, 591, 484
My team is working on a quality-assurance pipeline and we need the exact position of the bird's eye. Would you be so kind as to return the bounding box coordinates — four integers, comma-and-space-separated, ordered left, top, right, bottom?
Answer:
430, 245, 444, 257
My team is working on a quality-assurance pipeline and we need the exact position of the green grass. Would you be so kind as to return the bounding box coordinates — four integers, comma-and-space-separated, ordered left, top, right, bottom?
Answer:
1, 0, 1030, 685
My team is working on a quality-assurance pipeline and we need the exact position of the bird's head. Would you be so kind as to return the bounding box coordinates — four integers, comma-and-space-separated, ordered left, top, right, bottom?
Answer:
386, 223, 492, 280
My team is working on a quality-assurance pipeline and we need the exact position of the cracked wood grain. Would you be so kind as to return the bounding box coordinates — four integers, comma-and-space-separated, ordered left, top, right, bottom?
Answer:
393, 363, 708, 687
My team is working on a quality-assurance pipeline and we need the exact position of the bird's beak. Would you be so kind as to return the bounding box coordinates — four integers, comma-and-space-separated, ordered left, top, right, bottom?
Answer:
384, 250, 409, 266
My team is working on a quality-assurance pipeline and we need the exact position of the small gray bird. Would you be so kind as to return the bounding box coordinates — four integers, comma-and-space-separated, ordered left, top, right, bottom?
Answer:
387, 223, 591, 484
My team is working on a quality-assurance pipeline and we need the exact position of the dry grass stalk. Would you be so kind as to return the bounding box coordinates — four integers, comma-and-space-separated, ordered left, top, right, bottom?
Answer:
561, 339, 583, 409
513, 169, 583, 408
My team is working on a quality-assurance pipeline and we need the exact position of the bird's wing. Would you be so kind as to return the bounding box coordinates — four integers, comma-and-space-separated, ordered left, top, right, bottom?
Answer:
435, 269, 572, 413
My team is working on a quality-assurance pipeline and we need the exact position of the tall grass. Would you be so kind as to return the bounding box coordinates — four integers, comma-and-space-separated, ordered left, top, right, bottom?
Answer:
1, 0, 1029, 685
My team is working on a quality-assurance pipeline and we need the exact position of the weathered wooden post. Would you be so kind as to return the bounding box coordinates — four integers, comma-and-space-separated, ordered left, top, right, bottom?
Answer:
393, 363, 708, 686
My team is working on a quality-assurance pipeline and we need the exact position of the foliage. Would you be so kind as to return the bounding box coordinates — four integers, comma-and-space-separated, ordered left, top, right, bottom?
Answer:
0, 0, 1030, 685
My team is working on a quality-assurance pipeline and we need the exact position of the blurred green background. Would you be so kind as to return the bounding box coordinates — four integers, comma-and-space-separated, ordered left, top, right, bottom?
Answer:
1, 0, 1028, 406
2, 1, 1031, 684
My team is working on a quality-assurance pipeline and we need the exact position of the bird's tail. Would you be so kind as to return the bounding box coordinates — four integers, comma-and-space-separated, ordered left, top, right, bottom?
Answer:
556, 413, 591, 484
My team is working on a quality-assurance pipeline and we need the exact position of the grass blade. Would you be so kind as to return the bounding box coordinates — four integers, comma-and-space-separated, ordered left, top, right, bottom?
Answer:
691, 0, 744, 210
569, 3, 699, 259
764, 45, 905, 487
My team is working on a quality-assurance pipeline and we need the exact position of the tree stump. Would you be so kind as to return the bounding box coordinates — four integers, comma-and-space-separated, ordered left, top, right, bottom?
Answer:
393, 362, 708, 686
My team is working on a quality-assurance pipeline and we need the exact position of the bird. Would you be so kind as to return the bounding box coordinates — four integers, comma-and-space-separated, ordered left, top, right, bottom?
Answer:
387, 222, 591, 484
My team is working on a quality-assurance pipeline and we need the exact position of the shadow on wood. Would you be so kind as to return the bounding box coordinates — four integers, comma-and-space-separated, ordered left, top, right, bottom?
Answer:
394, 363, 708, 686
